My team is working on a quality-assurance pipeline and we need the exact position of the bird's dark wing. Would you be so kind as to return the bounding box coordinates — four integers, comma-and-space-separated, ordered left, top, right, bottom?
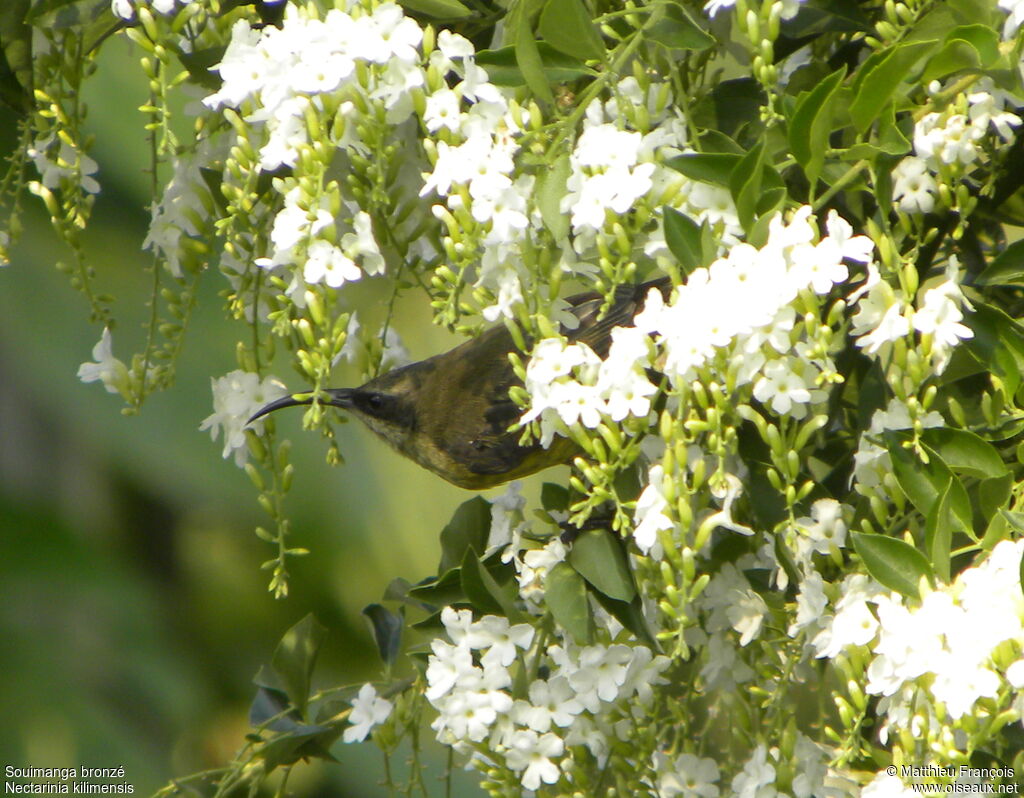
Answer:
566, 276, 671, 357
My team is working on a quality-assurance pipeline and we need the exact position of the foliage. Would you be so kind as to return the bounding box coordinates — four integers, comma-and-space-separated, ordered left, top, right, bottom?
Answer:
4, 0, 1024, 795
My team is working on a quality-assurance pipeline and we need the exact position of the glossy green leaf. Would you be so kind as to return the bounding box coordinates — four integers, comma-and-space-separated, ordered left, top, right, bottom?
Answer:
541, 482, 569, 513
789, 65, 846, 185
539, 0, 604, 61
886, 433, 973, 533
730, 140, 765, 234
545, 562, 593, 644
850, 40, 938, 132
963, 302, 1024, 398
920, 427, 1008, 479
852, 533, 935, 599
461, 547, 520, 619
921, 25, 1000, 83
662, 206, 703, 274
535, 152, 571, 241
975, 238, 1024, 286
511, 0, 554, 104
924, 483, 953, 583
691, 78, 764, 139
665, 152, 740, 186
407, 568, 465, 610
362, 603, 403, 667
397, 0, 472, 18
475, 42, 592, 88
646, 2, 714, 51
568, 528, 636, 602
439, 496, 492, 573
979, 473, 1013, 522
271, 614, 327, 717
592, 591, 657, 647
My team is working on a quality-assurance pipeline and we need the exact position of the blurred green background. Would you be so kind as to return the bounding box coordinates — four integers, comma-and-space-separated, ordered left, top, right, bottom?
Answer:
0, 35, 544, 797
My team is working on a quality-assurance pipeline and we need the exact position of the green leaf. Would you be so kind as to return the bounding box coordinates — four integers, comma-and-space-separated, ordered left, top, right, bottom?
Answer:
461, 547, 520, 620
0, 0, 32, 114
362, 604, 403, 667
975, 238, 1024, 286
730, 140, 765, 234
978, 473, 1013, 521
475, 42, 593, 88
510, 0, 554, 104
920, 427, 1008, 479
662, 207, 703, 274
885, 433, 973, 533
438, 496, 492, 574
568, 528, 636, 602
924, 482, 953, 583
541, 482, 569, 513
963, 302, 1024, 398
397, 0, 472, 18
249, 682, 300, 731
645, 2, 714, 51
535, 152, 571, 241
691, 78, 765, 139
852, 533, 935, 599
271, 614, 327, 717
665, 152, 740, 186
789, 65, 846, 185
407, 568, 465, 609
545, 562, 594, 644
591, 592, 657, 647
850, 40, 938, 132
921, 25, 1000, 83
539, 0, 604, 61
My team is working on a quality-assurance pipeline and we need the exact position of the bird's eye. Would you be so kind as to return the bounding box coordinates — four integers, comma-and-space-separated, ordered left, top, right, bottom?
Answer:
365, 393, 384, 411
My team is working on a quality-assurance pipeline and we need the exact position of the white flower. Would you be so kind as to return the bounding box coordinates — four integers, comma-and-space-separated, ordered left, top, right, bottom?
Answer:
752, 359, 811, 415
465, 615, 535, 668
424, 88, 462, 132
504, 730, 564, 790
342, 683, 393, 743
425, 639, 477, 702
731, 745, 777, 798
303, 240, 361, 287
199, 371, 288, 467
892, 156, 938, 214
77, 328, 129, 396
726, 589, 767, 646
652, 751, 721, 798
514, 676, 584, 732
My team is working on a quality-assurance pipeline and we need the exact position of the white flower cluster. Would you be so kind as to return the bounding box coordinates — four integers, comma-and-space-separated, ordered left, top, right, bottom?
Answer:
893, 79, 1021, 214
523, 206, 873, 463
425, 607, 670, 791
849, 256, 973, 375
805, 540, 1024, 737
203, 1, 437, 294
567, 79, 745, 262
199, 370, 288, 466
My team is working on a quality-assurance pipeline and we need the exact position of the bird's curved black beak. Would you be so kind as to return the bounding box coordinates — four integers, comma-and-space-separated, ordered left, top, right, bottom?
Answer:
247, 388, 355, 425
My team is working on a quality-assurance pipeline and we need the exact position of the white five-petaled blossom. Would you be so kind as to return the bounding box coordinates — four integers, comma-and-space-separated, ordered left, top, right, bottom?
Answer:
342, 683, 393, 743
504, 730, 564, 790
199, 370, 288, 467
27, 134, 100, 194
77, 328, 129, 397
